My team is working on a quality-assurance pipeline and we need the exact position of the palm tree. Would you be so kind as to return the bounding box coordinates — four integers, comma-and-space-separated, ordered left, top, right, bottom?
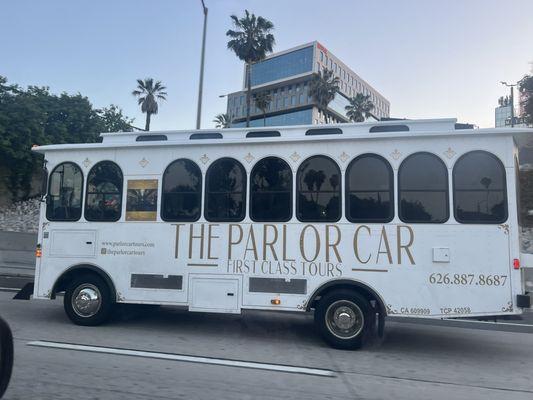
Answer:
226, 10, 275, 127
132, 78, 167, 131
213, 113, 231, 128
253, 91, 272, 126
345, 93, 375, 122
308, 69, 339, 124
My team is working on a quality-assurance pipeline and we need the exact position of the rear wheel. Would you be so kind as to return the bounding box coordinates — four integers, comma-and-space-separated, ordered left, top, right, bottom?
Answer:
315, 290, 372, 350
64, 274, 114, 326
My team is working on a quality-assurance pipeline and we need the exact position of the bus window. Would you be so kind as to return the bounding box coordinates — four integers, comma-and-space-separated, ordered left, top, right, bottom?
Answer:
46, 162, 83, 221
205, 158, 246, 222
453, 151, 507, 223
85, 161, 123, 222
399, 152, 448, 223
250, 157, 292, 222
297, 155, 341, 222
161, 159, 202, 222
346, 154, 393, 222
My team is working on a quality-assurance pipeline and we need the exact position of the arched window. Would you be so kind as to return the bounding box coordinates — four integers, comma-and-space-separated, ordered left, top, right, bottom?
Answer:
399, 152, 448, 223
250, 157, 292, 222
297, 155, 341, 222
85, 161, 123, 222
161, 159, 202, 221
453, 151, 507, 223
205, 158, 246, 222
346, 154, 393, 222
46, 162, 83, 221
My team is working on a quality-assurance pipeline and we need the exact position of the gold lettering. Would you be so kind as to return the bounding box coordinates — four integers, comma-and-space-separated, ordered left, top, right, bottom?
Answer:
262, 224, 279, 261
228, 224, 243, 259
207, 224, 219, 260
376, 226, 393, 264
173, 224, 185, 259
353, 225, 371, 264
282, 225, 295, 261
244, 226, 258, 260
189, 224, 205, 259
397, 225, 415, 265
325, 225, 342, 262
300, 225, 320, 262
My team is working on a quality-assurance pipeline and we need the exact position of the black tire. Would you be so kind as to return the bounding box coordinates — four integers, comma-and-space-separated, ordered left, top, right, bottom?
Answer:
314, 290, 372, 350
0, 317, 13, 399
64, 274, 114, 326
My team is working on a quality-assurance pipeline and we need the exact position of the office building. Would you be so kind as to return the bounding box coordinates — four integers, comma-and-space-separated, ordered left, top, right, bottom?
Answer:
226, 42, 390, 127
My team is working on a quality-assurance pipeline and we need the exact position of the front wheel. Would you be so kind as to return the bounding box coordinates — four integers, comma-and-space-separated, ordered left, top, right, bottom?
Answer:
314, 290, 372, 350
64, 274, 114, 326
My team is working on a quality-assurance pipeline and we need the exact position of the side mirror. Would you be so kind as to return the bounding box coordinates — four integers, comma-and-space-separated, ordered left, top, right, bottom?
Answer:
0, 317, 13, 398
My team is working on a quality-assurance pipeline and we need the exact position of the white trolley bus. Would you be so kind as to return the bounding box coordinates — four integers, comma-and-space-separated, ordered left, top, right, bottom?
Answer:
27, 118, 533, 349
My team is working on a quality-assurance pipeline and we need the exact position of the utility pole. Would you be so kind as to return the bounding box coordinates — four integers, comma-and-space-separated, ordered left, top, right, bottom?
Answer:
196, 0, 208, 130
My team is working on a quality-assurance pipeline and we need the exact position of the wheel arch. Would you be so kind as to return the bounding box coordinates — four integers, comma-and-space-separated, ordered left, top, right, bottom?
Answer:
51, 263, 118, 301
306, 279, 387, 316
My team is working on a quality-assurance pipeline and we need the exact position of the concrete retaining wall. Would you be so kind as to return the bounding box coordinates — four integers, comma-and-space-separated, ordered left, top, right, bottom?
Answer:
0, 231, 37, 276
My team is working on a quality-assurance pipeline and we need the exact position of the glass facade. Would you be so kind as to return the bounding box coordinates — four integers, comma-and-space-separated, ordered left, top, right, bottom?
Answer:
232, 108, 313, 128
328, 92, 351, 118
249, 46, 314, 87
495, 105, 512, 127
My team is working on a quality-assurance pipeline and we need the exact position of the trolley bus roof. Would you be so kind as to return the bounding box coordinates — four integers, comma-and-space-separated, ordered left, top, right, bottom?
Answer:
31, 118, 533, 153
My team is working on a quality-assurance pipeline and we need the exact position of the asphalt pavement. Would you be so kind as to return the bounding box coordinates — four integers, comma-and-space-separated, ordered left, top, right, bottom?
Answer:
1, 289, 533, 400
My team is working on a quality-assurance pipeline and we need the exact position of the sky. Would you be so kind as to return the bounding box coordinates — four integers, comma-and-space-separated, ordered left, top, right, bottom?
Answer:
1, 0, 532, 130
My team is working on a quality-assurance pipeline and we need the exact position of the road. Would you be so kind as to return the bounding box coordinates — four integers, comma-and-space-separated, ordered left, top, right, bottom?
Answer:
1, 291, 533, 400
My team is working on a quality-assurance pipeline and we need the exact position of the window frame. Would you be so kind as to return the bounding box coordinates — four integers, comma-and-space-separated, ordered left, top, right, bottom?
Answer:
345, 154, 394, 223
452, 150, 508, 224
46, 161, 84, 222
296, 155, 342, 223
250, 156, 293, 222
84, 160, 123, 222
204, 157, 247, 222
161, 158, 203, 222
398, 152, 450, 224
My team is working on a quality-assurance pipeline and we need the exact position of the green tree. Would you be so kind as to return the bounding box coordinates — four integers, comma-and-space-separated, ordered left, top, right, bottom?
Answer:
253, 91, 272, 126
132, 78, 167, 131
213, 113, 231, 128
226, 10, 275, 127
0, 75, 133, 202
519, 75, 533, 125
308, 69, 339, 124
345, 93, 375, 122
96, 104, 135, 132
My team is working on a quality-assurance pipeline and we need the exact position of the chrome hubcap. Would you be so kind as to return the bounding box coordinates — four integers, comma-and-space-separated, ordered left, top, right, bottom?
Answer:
72, 284, 101, 318
325, 300, 364, 339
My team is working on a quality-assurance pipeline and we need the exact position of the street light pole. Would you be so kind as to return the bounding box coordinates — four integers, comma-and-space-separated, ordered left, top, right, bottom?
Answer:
196, 0, 208, 130
501, 81, 517, 127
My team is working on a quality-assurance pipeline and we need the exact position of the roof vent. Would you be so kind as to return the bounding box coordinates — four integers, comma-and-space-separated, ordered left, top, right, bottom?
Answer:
246, 131, 281, 138
136, 134, 168, 142
369, 125, 409, 133
190, 132, 223, 140
305, 128, 343, 136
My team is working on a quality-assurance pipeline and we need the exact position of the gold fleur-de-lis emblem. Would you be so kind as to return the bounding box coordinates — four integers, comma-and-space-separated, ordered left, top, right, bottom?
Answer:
290, 151, 301, 162
139, 157, 149, 168
444, 147, 456, 159
199, 154, 210, 165
390, 149, 402, 160
244, 153, 255, 163
498, 224, 509, 235
82, 158, 91, 168
339, 152, 349, 163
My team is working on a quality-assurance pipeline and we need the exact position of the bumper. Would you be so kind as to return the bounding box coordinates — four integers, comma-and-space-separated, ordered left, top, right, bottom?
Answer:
517, 294, 531, 308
